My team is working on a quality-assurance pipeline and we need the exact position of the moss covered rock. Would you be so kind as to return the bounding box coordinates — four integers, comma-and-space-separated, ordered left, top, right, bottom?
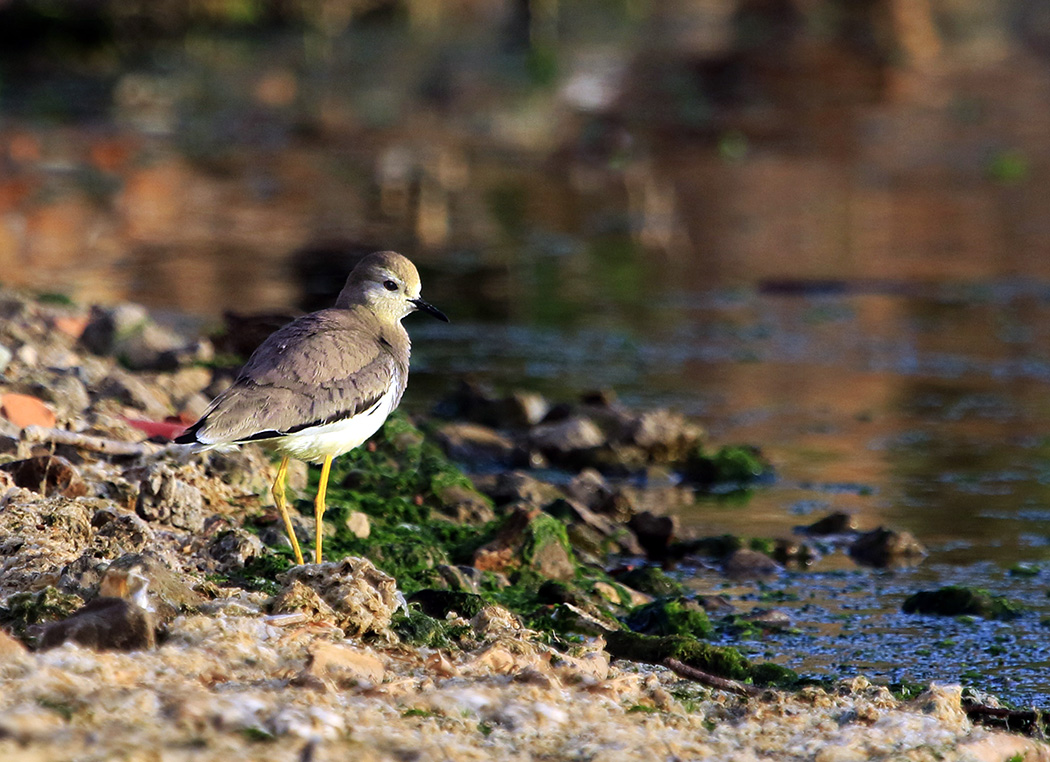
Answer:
902, 586, 1023, 620
624, 598, 713, 639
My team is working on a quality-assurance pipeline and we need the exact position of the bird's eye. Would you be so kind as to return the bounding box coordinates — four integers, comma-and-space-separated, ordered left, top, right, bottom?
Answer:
383, 280, 398, 291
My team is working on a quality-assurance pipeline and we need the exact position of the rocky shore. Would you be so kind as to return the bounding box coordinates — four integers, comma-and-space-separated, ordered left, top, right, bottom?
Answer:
0, 286, 1046, 761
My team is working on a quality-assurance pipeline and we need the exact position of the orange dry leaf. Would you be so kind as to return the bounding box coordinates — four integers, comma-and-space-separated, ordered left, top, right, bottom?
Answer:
0, 393, 56, 428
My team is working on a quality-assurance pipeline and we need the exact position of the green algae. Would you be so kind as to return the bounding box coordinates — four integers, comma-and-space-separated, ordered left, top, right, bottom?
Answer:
0, 586, 82, 645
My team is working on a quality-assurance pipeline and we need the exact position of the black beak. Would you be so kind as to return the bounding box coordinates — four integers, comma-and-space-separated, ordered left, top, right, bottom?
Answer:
411, 298, 449, 322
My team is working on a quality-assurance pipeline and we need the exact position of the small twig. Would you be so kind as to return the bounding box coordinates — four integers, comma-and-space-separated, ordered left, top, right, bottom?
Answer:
21, 426, 160, 457
663, 658, 762, 697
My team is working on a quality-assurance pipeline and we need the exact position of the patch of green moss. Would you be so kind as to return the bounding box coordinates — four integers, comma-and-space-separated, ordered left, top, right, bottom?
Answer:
392, 609, 473, 649
216, 550, 293, 595
624, 598, 713, 639
683, 444, 772, 488
902, 586, 1024, 621
0, 586, 82, 644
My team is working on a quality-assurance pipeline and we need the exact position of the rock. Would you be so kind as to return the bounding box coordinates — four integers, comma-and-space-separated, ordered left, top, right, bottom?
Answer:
624, 597, 713, 638
618, 408, 702, 463
499, 391, 550, 427
90, 506, 156, 556
202, 448, 275, 495
695, 594, 736, 615
433, 380, 548, 428
135, 465, 206, 532
159, 366, 213, 408
80, 303, 149, 355
433, 422, 525, 467
206, 529, 264, 572
902, 586, 1023, 620
772, 538, 817, 565
0, 434, 18, 456
627, 511, 678, 561
591, 581, 622, 604
0, 455, 89, 498
105, 553, 204, 624
432, 483, 496, 525
38, 570, 156, 651
849, 527, 927, 567
803, 512, 857, 535
277, 558, 399, 636
0, 393, 56, 428
99, 369, 172, 418
41, 374, 91, 420
81, 303, 205, 371
476, 470, 565, 507
0, 344, 11, 375
271, 579, 339, 622
530, 416, 605, 460
722, 549, 782, 579
741, 608, 792, 630
408, 589, 486, 619
304, 641, 385, 687
612, 566, 686, 598
435, 564, 488, 593
565, 469, 613, 511
345, 510, 371, 539
683, 444, 772, 487
473, 505, 576, 581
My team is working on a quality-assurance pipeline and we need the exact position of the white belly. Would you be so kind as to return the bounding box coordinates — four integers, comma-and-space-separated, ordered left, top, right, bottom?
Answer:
271, 392, 396, 464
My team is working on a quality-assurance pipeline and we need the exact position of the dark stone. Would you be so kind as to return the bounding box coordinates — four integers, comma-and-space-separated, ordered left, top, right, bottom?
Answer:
475, 470, 564, 507
407, 589, 486, 619
565, 469, 614, 511
803, 512, 857, 535
528, 417, 605, 463
206, 528, 264, 572
38, 596, 155, 651
433, 422, 525, 468
432, 483, 496, 525
849, 527, 926, 567
740, 608, 792, 630
721, 549, 782, 580
902, 586, 1023, 620
0, 455, 88, 498
612, 566, 686, 598
627, 511, 678, 561
435, 564, 486, 593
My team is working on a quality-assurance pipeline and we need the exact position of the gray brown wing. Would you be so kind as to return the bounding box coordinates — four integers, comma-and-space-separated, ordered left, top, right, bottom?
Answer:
178, 309, 404, 445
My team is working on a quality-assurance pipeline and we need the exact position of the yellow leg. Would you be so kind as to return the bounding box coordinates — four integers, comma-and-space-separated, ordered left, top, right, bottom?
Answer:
314, 454, 334, 564
272, 456, 304, 565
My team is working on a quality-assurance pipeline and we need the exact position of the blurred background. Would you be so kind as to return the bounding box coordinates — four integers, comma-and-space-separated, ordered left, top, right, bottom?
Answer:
6, 0, 1050, 699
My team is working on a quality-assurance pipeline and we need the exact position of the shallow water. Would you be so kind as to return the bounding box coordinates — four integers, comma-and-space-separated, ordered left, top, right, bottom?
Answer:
411, 280, 1050, 705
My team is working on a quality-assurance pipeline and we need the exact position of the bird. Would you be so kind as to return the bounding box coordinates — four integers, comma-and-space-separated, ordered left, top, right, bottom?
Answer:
175, 251, 448, 565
